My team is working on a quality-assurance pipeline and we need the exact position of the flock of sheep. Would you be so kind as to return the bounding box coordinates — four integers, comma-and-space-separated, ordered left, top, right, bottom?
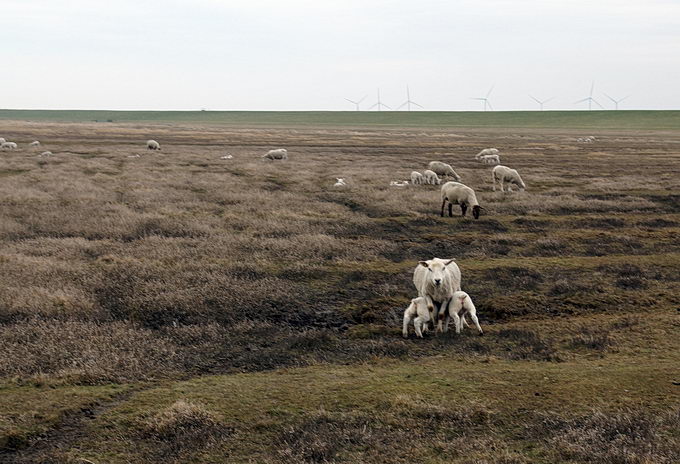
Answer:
1, 137, 52, 157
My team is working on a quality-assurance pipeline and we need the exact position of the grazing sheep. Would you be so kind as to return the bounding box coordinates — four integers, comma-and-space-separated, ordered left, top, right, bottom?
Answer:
147, 140, 161, 150
1, 142, 18, 150
29, 141, 40, 147
402, 296, 431, 338
423, 169, 441, 185
333, 178, 347, 187
475, 148, 499, 160
413, 258, 462, 324
479, 154, 500, 165
427, 161, 461, 181
220, 154, 233, 160
492, 165, 526, 192
410, 171, 425, 185
437, 290, 483, 335
389, 180, 409, 187
263, 148, 288, 160
440, 181, 482, 219
39, 151, 53, 157
0, 138, 5, 144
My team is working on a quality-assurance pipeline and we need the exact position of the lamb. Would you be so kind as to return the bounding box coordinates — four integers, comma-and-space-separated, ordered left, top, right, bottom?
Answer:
427, 161, 461, 181
410, 171, 424, 185
402, 296, 432, 338
263, 148, 288, 160
29, 141, 40, 147
1, 142, 18, 150
437, 291, 483, 335
413, 258, 462, 324
423, 169, 441, 185
492, 165, 526, 192
440, 181, 482, 219
147, 140, 161, 150
220, 154, 233, 160
333, 178, 347, 187
39, 151, 53, 157
479, 154, 500, 165
475, 148, 499, 160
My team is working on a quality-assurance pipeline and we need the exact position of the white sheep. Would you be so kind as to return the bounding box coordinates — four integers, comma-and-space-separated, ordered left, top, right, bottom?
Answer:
263, 148, 288, 160
475, 148, 499, 160
29, 141, 40, 147
402, 296, 431, 338
0, 138, 6, 144
389, 180, 409, 187
39, 151, 53, 157
423, 169, 441, 185
220, 154, 233, 160
492, 165, 526, 192
437, 290, 483, 335
410, 171, 425, 185
427, 161, 461, 182
1, 142, 18, 150
147, 140, 161, 150
479, 154, 500, 165
413, 258, 462, 324
440, 181, 482, 219
333, 178, 347, 187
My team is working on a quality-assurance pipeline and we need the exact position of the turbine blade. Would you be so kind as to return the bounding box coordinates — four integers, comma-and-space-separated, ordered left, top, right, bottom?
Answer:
487, 100, 494, 110
590, 81, 595, 96
345, 98, 357, 104
529, 95, 541, 104
382, 103, 392, 110
592, 98, 604, 109
486, 85, 495, 98
369, 102, 379, 109
397, 101, 408, 110
574, 98, 590, 104
604, 93, 616, 104
545, 97, 556, 103
620, 95, 630, 102
411, 102, 424, 109
471, 97, 486, 100
358, 95, 367, 104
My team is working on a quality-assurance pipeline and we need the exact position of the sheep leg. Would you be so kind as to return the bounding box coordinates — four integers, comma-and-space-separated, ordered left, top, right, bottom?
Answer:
451, 312, 461, 334
469, 311, 483, 336
461, 203, 467, 217
402, 313, 412, 338
448, 203, 453, 217
440, 199, 447, 217
492, 173, 496, 191
414, 317, 425, 338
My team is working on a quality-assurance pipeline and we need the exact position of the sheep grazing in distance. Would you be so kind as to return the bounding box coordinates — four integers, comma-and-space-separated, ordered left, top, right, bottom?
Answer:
438, 291, 483, 336
440, 181, 482, 219
492, 165, 526, 192
402, 296, 431, 338
479, 154, 500, 165
0, 138, 5, 144
389, 180, 409, 187
29, 141, 40, 147
220, 154, 233, 160
475, 148, 499, 160
263, 148, 288, 160
39, 151, 53, 157
333, 178, 347, 187
413, 258, 462, 323
411, 171, 425, 185
423, 169, 441, 185
147, 140, 161, 150
427, 161, 461, 182
577, 136, 595, 143
1, 142, 18, 150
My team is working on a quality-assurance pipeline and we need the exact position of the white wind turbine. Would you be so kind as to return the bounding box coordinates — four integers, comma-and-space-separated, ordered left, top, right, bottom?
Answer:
472, 86, 494, 111
397, 85, 423, 111
529, 95, 555, 111
604, 93, 630, 110
575, 82, 603, 110
344, 95, 367, 111
369, 88, 391, 111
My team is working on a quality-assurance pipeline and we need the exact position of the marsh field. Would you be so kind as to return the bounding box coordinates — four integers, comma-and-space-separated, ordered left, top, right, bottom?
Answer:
1, 114, 679, 463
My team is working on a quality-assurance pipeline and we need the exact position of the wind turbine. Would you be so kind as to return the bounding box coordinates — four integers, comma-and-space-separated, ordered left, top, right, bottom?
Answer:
471, 86, 494, 111
344, 95, 367, 111
369, 88, 391, 111
397, 85, 423, 111
604, 93, 630, 110
575, 82, 603, 110
529, 95, 555, 111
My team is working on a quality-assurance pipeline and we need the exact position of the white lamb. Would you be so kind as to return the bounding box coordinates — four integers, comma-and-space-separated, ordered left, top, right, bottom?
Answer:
410, 171, 424, 185
413, 258, 462, 324
423, 169, 441, 185
0, 138, 5, 144
479, 154, 500, 165
39, 151, 53, 157
440, 181, 482, 219
427, 161, 461, 181
263, 148, 288, 160
29, 141, 40, 147
475, 148, 499, 160
1, 142, 18, 150
402, 296, 431, 338
492, 165, 526, 192
147, 140, 161, 150
333, 178, 347, 187
437, 291, 483, 335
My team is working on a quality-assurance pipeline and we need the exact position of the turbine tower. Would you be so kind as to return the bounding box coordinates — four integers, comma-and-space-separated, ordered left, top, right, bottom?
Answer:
575, 82, 603, 110
472, 86, 494, 111
369, 88, 391, 111
397, 85, 423, 111
604, 93, 630, 110
529, 95, 555, 111
344, 95, 367, 111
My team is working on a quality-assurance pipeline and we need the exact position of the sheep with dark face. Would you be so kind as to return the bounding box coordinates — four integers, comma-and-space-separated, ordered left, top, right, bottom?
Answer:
263, 148, 288, 160
147, 140, 161, 150
475, 148, 499, 160
440, 181, 482, 219
413, 258, 462, 324
492, 165, 526, 192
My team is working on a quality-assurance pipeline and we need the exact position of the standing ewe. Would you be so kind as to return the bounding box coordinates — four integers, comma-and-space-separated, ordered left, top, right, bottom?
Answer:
492, 165, 526, 192
147, 140, 161, 150
479, 154, 500, 165
402, 296, 431, 338
410, 171, 425, 185
1, 142, 18, 150
423, 169, 441, 185
475, 148, 499, 160
437, 291, 483, 335
427, 161, 461, 182
440, 181, 482, 219
263, 148, 288, 160
413, 258, 462, 323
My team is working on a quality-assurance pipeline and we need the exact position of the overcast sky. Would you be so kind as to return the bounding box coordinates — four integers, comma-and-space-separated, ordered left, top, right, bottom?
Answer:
2, 0, 679, 111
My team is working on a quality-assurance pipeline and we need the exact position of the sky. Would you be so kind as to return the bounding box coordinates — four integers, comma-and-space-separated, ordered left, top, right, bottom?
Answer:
2, 0, 680, 111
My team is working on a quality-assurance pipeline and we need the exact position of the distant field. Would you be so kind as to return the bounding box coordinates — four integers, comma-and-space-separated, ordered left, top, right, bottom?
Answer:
2, 109, 680, 130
